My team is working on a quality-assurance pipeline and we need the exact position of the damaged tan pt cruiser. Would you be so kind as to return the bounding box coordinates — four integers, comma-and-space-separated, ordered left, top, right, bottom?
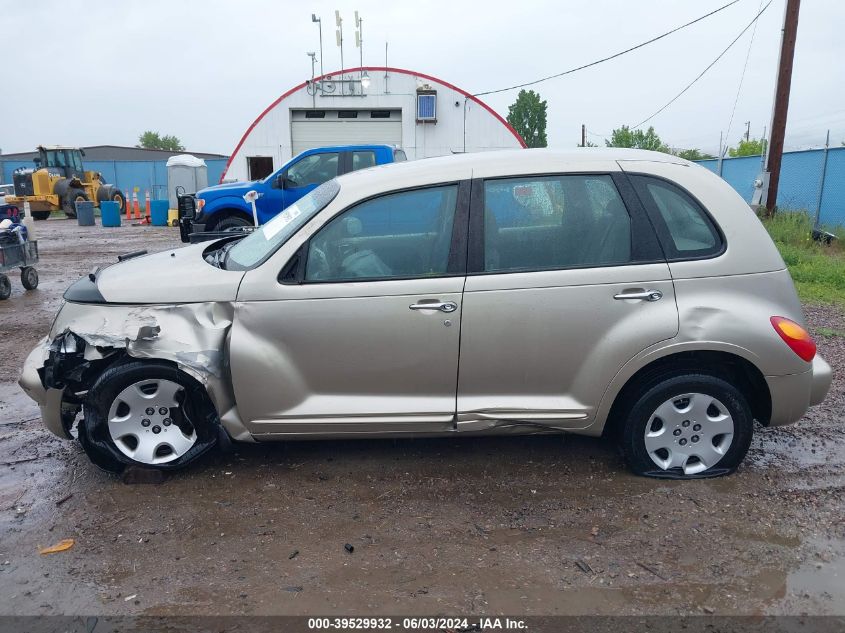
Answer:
19, 149, 832, 478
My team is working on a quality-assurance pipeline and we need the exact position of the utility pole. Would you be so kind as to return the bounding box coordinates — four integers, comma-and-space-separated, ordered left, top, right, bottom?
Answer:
355, 11, 363, 71
744, 121, 751, 142
764, 0, 800, 216
311, 14, 324, 78
581, 124, 586, 148
336, 10, 344, 81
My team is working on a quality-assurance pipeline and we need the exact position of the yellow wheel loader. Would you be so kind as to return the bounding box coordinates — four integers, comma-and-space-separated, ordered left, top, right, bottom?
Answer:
6, 146, 125, 220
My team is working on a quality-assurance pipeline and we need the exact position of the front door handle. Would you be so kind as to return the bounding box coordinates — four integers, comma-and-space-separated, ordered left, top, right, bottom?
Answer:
614, 289, 663, 302
409, 301, 458, 313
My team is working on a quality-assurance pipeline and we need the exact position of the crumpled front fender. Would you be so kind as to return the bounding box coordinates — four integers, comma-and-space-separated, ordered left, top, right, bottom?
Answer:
18, 301, 254, 443
19, 341, 69, 439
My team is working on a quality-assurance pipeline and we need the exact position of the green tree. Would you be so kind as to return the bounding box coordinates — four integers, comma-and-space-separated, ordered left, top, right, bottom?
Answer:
728, 138, 765, 157
605, 125, 669, 152
137, 131, 185, 152
675, 148, 714, 161
506, 90, 548, 148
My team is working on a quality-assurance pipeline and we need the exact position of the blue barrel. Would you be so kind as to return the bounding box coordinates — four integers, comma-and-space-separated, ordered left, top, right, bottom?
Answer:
150, 200, 169, 226
76, 201, 95, 226
100, 201, 121, 227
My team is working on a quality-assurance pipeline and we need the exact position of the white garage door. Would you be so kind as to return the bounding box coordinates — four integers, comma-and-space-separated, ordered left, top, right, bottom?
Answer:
290, 109, 402, 156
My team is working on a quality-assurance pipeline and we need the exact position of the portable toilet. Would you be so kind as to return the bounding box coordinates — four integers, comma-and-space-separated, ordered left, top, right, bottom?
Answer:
166, 155, 208, 209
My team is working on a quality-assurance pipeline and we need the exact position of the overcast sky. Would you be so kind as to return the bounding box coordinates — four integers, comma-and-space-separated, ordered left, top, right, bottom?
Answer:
2, 0, 843, 156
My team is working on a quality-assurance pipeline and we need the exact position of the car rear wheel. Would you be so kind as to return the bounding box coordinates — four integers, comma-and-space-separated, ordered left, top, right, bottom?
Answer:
79, 360, 218, 473
620, 373, 753, 479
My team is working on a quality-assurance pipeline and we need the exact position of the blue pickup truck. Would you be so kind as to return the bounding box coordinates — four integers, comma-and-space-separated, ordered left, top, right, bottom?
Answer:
188, 145, 406, 233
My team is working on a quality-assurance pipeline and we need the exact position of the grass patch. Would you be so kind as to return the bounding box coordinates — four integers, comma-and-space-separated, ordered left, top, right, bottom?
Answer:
762, 212, 845, 306
815, 327, 845, 339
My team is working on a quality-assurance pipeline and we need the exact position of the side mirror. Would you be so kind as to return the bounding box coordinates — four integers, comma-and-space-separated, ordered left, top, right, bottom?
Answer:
275, 174, 285, 189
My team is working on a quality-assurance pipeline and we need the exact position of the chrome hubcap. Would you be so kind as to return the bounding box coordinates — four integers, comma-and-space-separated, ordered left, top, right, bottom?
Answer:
644, 392, 734, 475
107, 379, 196, 465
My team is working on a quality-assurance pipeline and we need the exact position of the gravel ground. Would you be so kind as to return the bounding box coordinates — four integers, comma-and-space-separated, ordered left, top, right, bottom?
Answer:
0, 220, 843, 617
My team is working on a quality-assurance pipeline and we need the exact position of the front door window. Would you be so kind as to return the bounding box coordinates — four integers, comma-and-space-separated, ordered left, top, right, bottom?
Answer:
286, 153, 339, 188
305, 184, 459, 282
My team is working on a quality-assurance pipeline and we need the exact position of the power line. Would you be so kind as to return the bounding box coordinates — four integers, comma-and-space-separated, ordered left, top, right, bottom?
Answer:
632, 0, 773, 129
724, 0, 764, 144
472, 0, 742, 97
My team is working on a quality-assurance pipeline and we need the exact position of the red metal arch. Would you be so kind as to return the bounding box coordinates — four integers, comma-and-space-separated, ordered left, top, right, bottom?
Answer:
219, 66, 527, 182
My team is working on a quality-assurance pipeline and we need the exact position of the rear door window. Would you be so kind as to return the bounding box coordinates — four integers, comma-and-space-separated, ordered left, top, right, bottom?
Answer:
630, 176, 722, 259
350, 151, 376, 171
481, 174, 632, 272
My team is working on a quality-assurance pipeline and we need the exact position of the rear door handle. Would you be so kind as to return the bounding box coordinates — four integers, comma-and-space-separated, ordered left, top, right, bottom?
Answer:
613, 289, 663, 302
409, 301, 458, 313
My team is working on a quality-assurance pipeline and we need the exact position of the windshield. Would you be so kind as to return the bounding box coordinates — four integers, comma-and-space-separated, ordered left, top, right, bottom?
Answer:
225, 179, 340, 271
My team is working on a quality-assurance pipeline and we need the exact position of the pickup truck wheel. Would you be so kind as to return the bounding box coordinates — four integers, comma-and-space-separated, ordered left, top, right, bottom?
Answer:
214, 212, 254, 231
79, 360, 219, 473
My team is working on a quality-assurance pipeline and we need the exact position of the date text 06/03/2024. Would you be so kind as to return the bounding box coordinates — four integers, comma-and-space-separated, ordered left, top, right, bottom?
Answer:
306, 617, 528, 630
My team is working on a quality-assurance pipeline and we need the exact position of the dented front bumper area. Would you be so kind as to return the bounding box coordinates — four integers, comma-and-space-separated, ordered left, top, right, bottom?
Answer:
17, 301, 253, 442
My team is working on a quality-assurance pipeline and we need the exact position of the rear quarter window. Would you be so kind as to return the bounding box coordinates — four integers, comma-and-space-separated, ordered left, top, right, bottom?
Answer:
630, 175, 723, 260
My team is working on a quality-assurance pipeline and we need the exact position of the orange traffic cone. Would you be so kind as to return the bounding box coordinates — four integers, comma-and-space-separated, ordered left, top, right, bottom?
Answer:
133, 192, 141, 220
125, 188, 132, 221
144, 190, 151, 224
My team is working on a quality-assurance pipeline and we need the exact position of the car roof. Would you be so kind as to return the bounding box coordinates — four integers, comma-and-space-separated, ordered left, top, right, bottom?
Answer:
299, 144, 398, 154
334, 147, 691, 193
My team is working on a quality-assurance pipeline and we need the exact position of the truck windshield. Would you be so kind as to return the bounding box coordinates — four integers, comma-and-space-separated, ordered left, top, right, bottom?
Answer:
224, 179, 340, 271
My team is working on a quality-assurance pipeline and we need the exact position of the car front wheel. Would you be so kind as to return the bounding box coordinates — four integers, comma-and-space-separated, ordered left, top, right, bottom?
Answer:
620, 373, 753, 479
79, 360, 218, 473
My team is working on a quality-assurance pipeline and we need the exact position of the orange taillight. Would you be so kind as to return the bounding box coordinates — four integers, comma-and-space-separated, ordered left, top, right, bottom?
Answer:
770, 316, 816, 362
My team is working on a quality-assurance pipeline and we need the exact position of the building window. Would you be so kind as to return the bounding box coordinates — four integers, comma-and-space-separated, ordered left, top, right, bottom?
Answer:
416, 92, 437, 122
304, 110, 326, 119
338, 111, 359, 119
370, 110, 391, 119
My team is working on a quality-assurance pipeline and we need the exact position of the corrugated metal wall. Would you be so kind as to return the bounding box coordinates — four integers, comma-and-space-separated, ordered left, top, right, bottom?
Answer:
0, 158, 229, 202
696, 147, 845, 227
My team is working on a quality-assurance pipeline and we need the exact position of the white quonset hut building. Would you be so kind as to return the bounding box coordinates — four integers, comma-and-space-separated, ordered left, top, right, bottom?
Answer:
219, 66, 526, 183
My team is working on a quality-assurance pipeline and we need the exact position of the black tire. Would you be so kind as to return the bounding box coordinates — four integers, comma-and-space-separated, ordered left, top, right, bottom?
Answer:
214, 212, 253, 231
98, 185, 126, 212
20, 266, 38, 290
0, 274, 10, 300
110, 190, 126, 212
79, 360, 219, 473
619, 372, 753, 479
63, 188, 88, 218
32, 211, 51, 221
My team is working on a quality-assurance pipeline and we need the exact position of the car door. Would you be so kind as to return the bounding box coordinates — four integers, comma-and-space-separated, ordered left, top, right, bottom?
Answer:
256, 170, 286, 222
456, 171, 679, 432
230, 180, 470, 437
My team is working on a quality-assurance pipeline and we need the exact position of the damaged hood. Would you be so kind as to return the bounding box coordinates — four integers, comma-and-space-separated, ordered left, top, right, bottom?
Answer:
93, 242, 245, 304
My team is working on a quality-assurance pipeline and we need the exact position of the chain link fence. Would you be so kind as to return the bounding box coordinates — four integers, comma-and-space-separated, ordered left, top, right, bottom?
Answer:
697, 144, 845, 230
